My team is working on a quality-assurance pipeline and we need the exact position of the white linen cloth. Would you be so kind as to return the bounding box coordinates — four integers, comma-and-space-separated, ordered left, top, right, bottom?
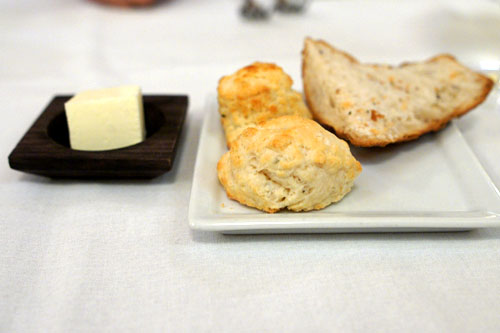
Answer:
1, 0, 500, 331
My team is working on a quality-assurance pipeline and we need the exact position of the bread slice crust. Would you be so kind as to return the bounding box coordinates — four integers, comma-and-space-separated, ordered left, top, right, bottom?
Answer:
302, 38, 494, 147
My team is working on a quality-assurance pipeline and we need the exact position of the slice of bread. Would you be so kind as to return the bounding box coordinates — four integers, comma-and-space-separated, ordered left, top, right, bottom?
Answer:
302, 38, 494, 147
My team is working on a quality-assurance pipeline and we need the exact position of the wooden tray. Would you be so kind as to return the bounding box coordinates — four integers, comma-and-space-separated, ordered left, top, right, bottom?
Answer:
8, 95, 188, 179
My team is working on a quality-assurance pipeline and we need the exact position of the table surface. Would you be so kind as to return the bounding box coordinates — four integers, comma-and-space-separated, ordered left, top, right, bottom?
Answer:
1, 0, 500, 331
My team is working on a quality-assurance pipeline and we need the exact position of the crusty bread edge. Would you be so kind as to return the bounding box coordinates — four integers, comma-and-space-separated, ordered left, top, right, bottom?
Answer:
302, 37, 495, 147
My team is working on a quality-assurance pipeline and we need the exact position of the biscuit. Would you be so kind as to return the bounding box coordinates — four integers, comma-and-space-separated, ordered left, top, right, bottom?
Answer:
302, 38, 494, 147
218, 62, 312, 147
217, 116, 362, 213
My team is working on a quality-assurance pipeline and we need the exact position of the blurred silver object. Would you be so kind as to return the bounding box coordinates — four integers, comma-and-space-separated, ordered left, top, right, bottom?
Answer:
275, 0, 308, 13
241, 0, 308, 20
241, 0, 273, 20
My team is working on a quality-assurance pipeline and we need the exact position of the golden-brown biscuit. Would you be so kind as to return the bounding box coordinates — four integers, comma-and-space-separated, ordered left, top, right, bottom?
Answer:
218, 62, 312, 147
217, 116, 362, 213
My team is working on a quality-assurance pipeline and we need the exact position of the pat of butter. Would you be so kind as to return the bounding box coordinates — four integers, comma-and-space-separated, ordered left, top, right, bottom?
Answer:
64, 85, 146, 151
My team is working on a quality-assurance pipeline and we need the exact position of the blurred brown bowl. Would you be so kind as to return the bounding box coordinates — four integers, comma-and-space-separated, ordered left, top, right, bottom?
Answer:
90, 0, 158, 7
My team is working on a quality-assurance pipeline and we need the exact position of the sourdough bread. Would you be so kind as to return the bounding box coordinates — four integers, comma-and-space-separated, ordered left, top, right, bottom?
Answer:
302, 38, 494, 147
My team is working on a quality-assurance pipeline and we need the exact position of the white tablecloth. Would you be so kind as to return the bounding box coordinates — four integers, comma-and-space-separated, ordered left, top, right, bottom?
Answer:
1, 0, 500, 331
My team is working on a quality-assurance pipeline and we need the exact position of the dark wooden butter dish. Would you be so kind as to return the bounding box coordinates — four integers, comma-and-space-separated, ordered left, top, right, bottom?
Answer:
8, 95, 188, 179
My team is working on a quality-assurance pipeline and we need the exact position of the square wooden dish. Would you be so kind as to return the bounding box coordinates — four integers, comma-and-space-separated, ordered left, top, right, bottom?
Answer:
8, 95, 188, 179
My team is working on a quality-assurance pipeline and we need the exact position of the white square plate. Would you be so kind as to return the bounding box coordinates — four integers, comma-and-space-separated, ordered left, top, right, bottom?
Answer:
188, 95, 500, 234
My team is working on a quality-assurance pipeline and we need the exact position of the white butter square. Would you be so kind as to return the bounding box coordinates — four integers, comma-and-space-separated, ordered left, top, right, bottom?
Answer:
64, 85, 146, 151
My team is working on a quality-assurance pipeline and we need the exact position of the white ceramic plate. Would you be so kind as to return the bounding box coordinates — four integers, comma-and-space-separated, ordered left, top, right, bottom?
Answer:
188, 95, 500, 234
